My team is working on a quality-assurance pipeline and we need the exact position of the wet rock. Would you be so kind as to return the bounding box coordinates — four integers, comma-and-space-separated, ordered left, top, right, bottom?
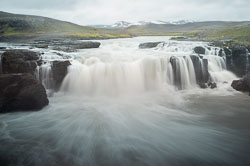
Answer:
208, 82, 217, 89
72, 41, 100, 49
231, 71, 250, 92
52, 46, 76, 53
2, 49, 40, 75
199, 83, 208, 89
139, 42, 163, 49
52, 60, 71, 89
33, 44, 49, 49
190, 55, 209, 85
194, 46, 205, 55
223, 47, 231, 56
0, 73, 49, 112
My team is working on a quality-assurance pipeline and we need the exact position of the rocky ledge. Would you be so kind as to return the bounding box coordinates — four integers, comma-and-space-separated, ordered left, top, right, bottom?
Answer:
0, 73, 49, 112
1, 49, 40, 75
139, 42, 163, 49
231, 71, 250, 95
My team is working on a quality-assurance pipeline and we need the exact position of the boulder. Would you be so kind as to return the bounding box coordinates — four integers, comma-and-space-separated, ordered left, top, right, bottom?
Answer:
231, 71, 250, 92
0, 73, 49, 112
194, 46, 205, 55
208, 82, 217, 89
52, 60, 71, 89
139, 42, 163, 49
1, 49, 40, 74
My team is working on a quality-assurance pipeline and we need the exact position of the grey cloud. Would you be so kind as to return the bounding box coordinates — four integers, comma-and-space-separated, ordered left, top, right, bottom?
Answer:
0, 0, 249, 25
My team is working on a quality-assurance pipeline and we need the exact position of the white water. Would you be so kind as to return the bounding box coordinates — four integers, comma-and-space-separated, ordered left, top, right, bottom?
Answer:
1, 37, 250, 166
59, 37, 236, 95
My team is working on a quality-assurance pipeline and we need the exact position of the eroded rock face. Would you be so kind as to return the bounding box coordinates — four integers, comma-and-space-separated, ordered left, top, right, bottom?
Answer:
194, 46, 205, 55
2, 49, 40, 75
226, 45, 249, 77
139, 42, 163, 49
0, 73, 49, 112
231, 71, 250, 93
52, 60, 71, 89
52, 41, 101, 52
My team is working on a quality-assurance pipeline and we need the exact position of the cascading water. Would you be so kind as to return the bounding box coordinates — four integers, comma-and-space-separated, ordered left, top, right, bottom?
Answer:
35, 62, 54, 90
60, 38, 236, 95
1, 37, 249, 166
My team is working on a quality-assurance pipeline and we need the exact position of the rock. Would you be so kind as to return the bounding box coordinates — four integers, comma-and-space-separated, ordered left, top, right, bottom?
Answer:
139, 42, 163, 49
189, 55, 209, 84
231, 71, 250, 92
231, 79, 248, 91
2, 49, 40, 74
34, 44, 49, 49
194, 46, 205, 54
0, 73, 49, 112
199, 83, 208, 89
225, 45, 249, 77
72, 41, 101, 49
231, 45, 247, 56
208, 82, 217, 89
52, 46, 76, 53
51, 60, 71, 89
223, 47, 231, 56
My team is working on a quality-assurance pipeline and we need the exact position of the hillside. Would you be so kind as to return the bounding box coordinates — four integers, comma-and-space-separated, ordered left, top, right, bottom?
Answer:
0, 11, 131, 40
124, 21, 250, 36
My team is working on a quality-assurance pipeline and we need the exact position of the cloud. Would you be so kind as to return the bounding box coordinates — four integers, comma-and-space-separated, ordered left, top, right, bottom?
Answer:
0, 0, 249, 25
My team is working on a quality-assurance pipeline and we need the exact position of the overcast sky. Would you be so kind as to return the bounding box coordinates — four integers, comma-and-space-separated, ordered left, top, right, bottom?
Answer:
0, 0, 249, 25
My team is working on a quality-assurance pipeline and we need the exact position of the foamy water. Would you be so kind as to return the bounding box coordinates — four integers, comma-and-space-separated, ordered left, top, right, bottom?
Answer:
0, 37, 250, 166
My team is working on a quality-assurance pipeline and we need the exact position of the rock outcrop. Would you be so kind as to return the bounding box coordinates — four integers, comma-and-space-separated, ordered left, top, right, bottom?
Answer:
51, 60, 71, 89
52, 41, 101, 52
194, 46, 206, 55
231, 71, 250, 93
139, 42, 163, 49
1, 49, 40, 75
0, 73, 49, 112
189, 55, 209, 86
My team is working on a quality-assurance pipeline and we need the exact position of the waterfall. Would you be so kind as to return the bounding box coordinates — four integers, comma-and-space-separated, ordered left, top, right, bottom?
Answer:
35, 62, 54, 90
23, 37, 236, 95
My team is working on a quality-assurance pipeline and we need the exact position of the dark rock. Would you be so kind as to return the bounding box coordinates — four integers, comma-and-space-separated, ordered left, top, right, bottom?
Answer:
223, 47, 231, 56
0, 73, 49, 112
189, 55, 209, 84
0, 47, 6, 50
2, 49, 40, 75
231, 45, 247, 56
208, 82, 217, 89
51, 60, 71, 89
72, 41, 100, 49
225, 45, 249, 77
194, 46, 205, 55
231, 79, 248, 91
231, 71, 250, 92
139, 42, 163, 49
34, 44, 49, 49
199, 83, 208, 89
52, 46, 77, 53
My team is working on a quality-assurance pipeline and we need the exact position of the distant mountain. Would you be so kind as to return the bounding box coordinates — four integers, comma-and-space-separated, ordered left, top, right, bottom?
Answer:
89, 20, 195, 29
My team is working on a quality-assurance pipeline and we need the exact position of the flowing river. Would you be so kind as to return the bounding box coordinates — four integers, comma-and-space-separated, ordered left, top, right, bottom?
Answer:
0, 37, 250, 166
